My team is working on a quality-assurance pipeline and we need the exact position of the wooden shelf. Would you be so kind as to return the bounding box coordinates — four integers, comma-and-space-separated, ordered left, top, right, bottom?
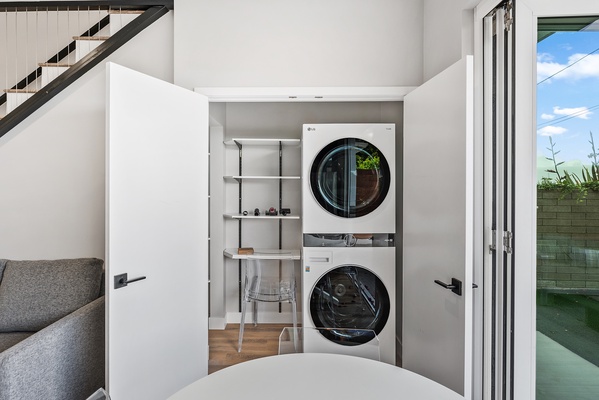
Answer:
224, 213, 300, 220
73, 36, 110, 41
224, 248, 301, 260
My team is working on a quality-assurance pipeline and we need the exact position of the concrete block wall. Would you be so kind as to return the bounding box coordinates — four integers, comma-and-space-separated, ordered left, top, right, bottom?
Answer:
537, 190, 599, 289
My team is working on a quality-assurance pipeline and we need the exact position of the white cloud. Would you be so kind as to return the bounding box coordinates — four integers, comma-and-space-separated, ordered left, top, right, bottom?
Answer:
538, 53, 599, 82
541, 113, 555, 120
537, 126, 567, 136
537, 52, 554, 63
553, 106, 592, 119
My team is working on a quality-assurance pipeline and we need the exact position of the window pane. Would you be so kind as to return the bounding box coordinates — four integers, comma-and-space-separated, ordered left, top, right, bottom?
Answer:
537, 16, 599, 399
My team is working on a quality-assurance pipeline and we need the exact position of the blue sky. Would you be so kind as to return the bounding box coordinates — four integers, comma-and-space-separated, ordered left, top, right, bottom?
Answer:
537, 28, 599, 181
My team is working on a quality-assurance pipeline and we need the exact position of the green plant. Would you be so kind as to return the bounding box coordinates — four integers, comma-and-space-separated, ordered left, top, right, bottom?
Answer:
355, 144, 381, 170
545, 136, 564, 180
588, 130, 599, 167
539, 131, 599, 200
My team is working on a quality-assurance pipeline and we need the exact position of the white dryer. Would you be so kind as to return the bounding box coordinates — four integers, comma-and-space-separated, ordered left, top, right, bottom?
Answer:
302, 123, 395, 234
302, 243, 395, 365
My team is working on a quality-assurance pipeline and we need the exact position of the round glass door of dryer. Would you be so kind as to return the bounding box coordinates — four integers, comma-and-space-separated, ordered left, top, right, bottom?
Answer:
309, 265, 390, 346
309, 138, 391, 218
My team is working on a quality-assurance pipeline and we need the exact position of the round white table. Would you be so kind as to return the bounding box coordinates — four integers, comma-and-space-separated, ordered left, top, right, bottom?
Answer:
168, 353, 463, 400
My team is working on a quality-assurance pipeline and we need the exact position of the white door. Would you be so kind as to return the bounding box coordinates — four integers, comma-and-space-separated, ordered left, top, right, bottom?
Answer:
106, 62, 209, 400
403, 56, 474, 398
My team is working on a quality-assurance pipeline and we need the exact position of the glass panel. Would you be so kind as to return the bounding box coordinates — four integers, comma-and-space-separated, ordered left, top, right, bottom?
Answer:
278, 327, 381, 361
310, 138, 390, 218
309, 265, 390, 345
537, 16, 599, 399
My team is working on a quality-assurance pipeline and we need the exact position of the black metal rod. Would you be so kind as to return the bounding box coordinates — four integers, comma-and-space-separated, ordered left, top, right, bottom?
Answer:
238, 142, 243, 312
278, 141, 283, 313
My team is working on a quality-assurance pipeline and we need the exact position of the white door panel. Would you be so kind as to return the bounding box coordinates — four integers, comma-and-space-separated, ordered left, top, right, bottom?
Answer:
403, 56, 474, 398
106, 62, 208, 400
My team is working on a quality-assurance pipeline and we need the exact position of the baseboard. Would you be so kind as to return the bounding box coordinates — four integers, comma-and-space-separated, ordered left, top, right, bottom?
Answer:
209, 317, 227, 330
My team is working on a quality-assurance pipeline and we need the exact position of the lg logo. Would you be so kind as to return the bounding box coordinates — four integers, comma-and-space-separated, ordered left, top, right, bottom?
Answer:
307, 127, 316, 131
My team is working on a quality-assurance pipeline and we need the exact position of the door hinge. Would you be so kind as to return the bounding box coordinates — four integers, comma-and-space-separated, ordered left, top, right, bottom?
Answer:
489, 230, 497, 254
504, 1, 513, 32
503, 231, 513, 254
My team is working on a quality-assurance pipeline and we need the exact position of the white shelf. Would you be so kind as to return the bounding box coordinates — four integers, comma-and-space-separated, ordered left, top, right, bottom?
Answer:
224, 175, 300, 182
224, 138, 300, 147
224, 248, 301, 260
224, 213, 300, 220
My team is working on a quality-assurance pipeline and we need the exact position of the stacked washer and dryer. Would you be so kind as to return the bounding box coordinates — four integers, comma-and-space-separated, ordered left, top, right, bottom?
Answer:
301, 123, 396, 365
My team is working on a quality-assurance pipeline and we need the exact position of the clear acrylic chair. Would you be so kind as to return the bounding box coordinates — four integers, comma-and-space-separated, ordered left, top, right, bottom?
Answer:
278, 327, 380, 361
238, 257, 298, 352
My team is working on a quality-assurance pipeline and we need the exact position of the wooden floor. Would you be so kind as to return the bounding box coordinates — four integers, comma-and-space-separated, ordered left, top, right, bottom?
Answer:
209, 324, 291, 374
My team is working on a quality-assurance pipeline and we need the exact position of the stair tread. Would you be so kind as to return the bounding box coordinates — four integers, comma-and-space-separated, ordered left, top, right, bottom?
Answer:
39, 62, 74, 67
73, 36, 110, 41
4, 89, 38, 93
108, 10, 144, 14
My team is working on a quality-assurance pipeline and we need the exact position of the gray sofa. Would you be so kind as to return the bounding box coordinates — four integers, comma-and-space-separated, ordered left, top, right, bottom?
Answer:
0, 258, 105, 400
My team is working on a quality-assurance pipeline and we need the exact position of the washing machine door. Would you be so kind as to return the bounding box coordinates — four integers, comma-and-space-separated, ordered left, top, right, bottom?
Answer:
310, 138, 391, 218
309, 265, 390, 346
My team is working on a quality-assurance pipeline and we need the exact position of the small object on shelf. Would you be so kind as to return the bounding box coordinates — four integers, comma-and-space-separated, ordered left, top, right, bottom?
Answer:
238, 247, 254, 255
254, 208, 260, 216
265, 207, 278, 216
280, 208, 291, 216
243, 210, 249, 216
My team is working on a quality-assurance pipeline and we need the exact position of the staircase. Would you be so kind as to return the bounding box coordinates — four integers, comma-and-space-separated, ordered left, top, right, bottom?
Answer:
1, 9, 143, 117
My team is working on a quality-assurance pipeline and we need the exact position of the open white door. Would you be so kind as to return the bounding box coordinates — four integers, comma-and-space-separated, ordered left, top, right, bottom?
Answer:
403, 56, 474, 398
106, 63, 208, 400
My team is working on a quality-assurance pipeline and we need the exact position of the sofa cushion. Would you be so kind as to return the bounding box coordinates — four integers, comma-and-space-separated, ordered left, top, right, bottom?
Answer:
0, 332, 34, 352
0, 258, 104, 332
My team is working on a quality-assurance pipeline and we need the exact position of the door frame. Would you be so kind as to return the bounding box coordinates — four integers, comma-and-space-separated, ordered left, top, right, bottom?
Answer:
474, 0, 599, 399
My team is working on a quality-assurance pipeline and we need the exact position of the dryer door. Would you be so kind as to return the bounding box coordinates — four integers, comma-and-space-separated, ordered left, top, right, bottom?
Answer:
310, 138, 391, 218
309, 265, 390, 346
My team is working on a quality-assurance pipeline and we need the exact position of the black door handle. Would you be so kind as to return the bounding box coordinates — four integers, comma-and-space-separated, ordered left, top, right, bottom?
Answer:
114, 273, 147, 289
434, 278, 462, 296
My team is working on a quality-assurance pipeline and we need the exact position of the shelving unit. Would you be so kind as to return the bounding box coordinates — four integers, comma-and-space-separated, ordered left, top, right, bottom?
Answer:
223, 248, 301, 260
223, 138, 301, 311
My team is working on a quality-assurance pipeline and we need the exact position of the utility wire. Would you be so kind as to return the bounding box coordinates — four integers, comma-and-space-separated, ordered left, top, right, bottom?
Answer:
537, 45, 599, 85
538, 104, 599, 128
537, 45, 599, 129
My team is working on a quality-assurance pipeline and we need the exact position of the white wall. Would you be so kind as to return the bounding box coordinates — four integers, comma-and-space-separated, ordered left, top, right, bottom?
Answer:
423, 0, 479, 82
173, 0, 424, 89
0, 12, 174, 260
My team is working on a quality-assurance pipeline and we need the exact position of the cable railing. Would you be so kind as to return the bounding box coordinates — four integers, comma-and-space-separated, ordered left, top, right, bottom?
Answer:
0, 1, 173, 138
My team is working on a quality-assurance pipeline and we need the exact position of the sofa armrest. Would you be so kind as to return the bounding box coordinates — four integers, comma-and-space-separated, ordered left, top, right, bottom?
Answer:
0, 296, 105, 400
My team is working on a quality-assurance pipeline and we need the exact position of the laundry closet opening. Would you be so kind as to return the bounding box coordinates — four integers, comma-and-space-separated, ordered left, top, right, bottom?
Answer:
205, 98, 404, 366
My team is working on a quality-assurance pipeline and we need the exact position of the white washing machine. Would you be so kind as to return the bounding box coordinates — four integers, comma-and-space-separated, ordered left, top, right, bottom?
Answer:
302, 123, 395, 234
302, 243, 395, 365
